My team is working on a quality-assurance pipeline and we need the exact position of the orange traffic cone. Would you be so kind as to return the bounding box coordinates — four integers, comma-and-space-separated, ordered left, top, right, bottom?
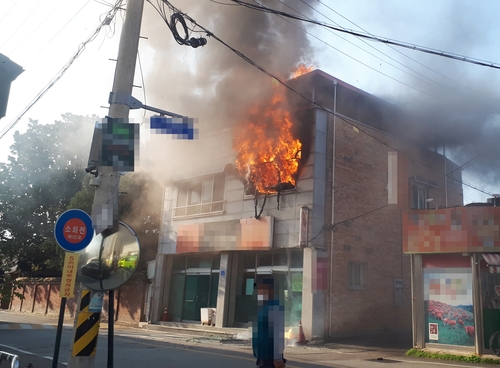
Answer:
161, 307, 169, 322
297, 320, 307, 344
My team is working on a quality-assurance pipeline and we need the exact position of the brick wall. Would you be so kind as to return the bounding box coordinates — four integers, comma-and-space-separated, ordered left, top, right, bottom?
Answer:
7, 275, 148, 325
327, 113, 462, 336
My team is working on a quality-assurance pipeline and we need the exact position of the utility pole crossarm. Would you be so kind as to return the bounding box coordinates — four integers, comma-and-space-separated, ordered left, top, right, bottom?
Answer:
108, 92, 184, 117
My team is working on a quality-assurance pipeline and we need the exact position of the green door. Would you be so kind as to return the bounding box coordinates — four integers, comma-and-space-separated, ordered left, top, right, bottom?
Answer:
183, 275, 210, 321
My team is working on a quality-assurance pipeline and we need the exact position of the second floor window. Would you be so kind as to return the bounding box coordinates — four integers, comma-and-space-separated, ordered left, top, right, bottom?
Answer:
411, 184, 427, 209
174, 173, 226, 218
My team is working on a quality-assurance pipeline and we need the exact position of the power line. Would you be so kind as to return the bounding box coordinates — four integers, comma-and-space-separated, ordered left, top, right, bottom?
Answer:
315, 0, 469, 91
156, 0, 494, 198
24, 0, 93, 68
308, 204, 388, 244
269, 0, 433, 96
230, 0, 500, 71
0, 0, 125, 141
0, 0, 21, 24
0, 0, 49, 49
297, 0, 453, 93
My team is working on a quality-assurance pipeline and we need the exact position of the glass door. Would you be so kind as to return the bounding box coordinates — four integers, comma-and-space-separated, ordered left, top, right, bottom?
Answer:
182, 274, 210, 321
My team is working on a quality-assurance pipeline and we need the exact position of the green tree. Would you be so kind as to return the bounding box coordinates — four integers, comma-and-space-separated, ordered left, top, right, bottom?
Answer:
68, 171, 162, 271
0, 113, 95, 276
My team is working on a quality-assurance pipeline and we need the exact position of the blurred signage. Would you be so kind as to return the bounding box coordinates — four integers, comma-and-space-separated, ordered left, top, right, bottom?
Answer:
176, 216, 274, 253
150, 115, 197, 140
60, 252, 79, 298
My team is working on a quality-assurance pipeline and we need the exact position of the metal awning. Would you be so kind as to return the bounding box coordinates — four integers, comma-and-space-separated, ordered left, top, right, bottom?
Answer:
482, 253, 500, 266
482, 254, 500, 274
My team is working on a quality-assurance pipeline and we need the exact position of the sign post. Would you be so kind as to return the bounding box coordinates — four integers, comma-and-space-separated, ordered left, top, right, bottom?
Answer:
53, 210, 94, 368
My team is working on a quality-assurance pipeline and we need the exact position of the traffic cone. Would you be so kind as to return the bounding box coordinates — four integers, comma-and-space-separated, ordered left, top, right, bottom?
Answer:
297, 320, 307, 344
161, 307, 169, 322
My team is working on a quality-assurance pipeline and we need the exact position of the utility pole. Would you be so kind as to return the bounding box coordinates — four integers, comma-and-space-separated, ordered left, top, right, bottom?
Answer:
67, 0, 144, 367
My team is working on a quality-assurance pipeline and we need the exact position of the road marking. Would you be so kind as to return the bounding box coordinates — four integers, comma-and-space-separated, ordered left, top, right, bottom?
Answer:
0, 323, 71, 330
0, 343, 68, 366
0, 343, 35, 356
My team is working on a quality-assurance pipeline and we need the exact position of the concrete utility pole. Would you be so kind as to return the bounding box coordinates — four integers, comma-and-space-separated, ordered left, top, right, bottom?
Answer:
67, 0, 144, 367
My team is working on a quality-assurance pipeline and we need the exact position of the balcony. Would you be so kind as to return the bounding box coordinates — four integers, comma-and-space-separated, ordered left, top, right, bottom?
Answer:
173, 201, 225, 219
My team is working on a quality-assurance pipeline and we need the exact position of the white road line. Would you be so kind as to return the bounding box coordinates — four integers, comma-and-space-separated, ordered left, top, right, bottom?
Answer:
0, 343, 68, 365
0, 343, 34, 356
19, 324, 32, 329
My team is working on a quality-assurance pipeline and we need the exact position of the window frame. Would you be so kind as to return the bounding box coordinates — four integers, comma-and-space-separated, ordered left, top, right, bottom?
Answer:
348, 261, 367, 290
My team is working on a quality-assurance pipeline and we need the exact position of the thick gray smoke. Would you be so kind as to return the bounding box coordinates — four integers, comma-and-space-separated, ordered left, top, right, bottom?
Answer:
138, 1, 316, 181
377, 1, 500, 192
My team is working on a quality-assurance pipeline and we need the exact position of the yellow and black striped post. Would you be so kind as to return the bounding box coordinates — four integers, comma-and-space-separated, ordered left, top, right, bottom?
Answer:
72, 289, 100, 357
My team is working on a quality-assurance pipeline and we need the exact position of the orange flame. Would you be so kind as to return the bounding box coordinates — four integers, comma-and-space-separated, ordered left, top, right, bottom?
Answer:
233, 94, 302, 195
290, 63, 313, 79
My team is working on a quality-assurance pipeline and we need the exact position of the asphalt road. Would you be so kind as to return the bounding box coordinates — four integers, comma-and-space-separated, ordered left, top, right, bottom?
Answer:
0, 311, 497, 368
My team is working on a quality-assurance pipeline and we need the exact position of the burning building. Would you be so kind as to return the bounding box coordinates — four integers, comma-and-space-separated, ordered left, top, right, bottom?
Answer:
149, 69, 463, 340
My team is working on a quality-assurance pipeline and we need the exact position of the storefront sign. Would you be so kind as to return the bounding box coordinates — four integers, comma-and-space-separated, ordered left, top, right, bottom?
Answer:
403, 207, 500, 253
176, 216, 274, 253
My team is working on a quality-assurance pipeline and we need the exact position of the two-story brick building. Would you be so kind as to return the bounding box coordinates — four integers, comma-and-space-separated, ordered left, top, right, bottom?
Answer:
148, 69, 463, 339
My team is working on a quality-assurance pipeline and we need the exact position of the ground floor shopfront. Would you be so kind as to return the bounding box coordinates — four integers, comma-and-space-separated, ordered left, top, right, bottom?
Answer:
411, 252, 500, 354
156, 249, 304, 329
404, 206, 500, 355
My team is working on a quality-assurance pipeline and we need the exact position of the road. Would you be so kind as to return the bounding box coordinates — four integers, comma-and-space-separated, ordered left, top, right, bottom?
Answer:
0, 311, 495, 368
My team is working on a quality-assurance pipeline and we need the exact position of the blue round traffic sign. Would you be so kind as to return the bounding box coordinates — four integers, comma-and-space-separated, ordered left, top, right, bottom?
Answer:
54, 209, 94, 252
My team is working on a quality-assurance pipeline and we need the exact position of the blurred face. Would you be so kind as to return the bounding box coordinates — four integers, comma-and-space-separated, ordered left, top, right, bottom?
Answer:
257, 283, 273, 301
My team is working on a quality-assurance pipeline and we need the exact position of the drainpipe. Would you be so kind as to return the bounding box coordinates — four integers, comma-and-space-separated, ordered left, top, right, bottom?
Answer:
443, 145, 448, 207
329, 80, 337, 337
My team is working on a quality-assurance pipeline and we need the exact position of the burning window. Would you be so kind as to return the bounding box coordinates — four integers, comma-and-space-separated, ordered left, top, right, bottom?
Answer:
232, 94, 302, 197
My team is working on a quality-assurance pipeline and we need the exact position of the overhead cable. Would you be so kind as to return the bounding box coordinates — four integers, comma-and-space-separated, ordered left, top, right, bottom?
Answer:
157, 0, 494, 197
0, 0, 125, 140
230, 0, 500, 71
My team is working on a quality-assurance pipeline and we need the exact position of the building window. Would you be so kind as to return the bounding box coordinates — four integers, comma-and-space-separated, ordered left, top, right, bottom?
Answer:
348, 262, 367, 290
173, 173, 225, 218
411, 184, 427, 209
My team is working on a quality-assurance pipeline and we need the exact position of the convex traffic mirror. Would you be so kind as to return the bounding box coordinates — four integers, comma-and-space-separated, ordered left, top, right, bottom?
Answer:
77, 221, 140, 291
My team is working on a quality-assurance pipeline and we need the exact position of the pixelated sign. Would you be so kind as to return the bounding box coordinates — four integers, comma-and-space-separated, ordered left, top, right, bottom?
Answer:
101, 118, 139, 172
403, 207, 500, 253
176, 216, 274, 252
54, 209, 94, 252
60, 252, 79, 298
150, 115, 198, 140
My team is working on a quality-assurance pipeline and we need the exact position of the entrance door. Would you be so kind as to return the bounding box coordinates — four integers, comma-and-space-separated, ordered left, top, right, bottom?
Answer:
182, 275, 210, 321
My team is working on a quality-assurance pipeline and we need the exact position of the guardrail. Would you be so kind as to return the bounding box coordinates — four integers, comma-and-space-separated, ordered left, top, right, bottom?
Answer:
0, 351, 20, 368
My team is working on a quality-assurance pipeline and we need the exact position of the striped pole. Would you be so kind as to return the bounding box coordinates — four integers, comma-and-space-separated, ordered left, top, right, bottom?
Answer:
72, 289, 100, 357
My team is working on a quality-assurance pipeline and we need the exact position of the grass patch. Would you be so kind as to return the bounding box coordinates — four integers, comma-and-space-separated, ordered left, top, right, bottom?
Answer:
406, 348, 500, 364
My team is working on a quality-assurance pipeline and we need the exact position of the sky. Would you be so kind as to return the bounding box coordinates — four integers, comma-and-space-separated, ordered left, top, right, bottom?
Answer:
1, 0, 500, 204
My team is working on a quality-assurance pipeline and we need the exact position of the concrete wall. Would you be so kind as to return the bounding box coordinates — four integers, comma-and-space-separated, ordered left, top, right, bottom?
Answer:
158, 124, 317, 255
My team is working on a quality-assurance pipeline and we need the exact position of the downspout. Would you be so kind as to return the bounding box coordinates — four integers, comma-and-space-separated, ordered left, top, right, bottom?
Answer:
329, 80, 337, 337
444, 145, 448, 207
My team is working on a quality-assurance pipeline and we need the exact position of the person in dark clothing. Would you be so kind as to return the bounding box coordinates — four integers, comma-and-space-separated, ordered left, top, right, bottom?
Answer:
252, 277, 286, 368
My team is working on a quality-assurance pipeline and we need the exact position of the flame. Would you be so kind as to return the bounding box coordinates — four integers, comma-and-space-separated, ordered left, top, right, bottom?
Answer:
233, 94, 302, 195
290, 63, 313, 79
